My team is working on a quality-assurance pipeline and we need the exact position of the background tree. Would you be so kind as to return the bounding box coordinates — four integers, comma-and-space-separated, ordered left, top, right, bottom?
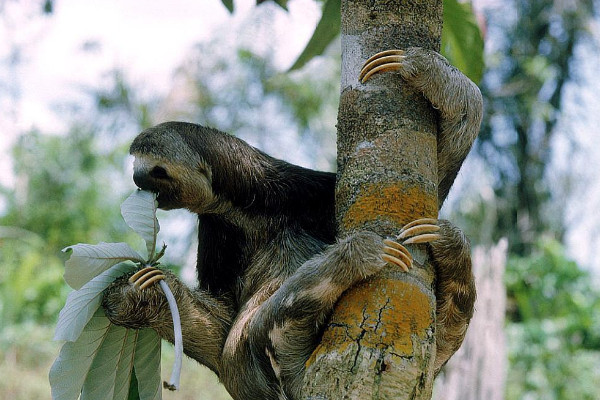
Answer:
446, 1, 600, 399
474, 0, 596, 254
433, 240, 508, 400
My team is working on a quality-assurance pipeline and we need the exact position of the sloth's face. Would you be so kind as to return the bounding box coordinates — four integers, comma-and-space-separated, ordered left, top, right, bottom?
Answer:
131, 153, 214, 213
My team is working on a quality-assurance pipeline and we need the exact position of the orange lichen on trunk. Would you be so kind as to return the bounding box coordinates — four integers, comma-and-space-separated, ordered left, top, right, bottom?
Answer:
307, 276, 434, 368
341, 183, 437, 232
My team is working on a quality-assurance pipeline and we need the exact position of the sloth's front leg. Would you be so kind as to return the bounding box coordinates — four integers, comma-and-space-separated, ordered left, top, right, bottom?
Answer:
246, 231, 388, 398
102, 268, 233, 374
360, 47, 483, 204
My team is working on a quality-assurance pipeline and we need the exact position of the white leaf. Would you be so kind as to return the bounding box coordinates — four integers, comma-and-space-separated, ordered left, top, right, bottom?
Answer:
55, 263, 136, 342
134, 329, 162, 400
121, 190, 160, 258
50, 310, 112, 400
63, 242, 144, 290
80, 325, 136, 400
50, 310, 163, 400
112, 329, 138, 400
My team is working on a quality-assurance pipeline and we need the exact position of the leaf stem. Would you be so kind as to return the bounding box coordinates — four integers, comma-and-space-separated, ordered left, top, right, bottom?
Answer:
158, 280, 183, 391
150, 243, 168, 265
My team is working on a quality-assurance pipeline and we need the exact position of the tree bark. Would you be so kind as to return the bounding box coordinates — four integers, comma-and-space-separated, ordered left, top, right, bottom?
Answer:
303, 1, 442, 399
433, 240, 508, 400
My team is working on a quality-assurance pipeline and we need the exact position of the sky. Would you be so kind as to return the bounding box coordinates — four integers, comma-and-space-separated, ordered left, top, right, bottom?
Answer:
1, 0, 599, 272
0, 0, 320, 128
0, 0, 320, 184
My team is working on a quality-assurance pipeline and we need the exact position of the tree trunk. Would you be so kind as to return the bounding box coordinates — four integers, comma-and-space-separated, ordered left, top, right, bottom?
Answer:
433, 240, 508, 400
303, 1, 442, 399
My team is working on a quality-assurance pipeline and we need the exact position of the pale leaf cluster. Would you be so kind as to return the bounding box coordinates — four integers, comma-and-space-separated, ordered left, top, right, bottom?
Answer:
50, 190, 177, 400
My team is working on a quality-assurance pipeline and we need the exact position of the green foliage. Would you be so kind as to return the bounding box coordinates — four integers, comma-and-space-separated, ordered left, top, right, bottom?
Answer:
95, 70, 156, 130
441, 0, 484, 83
222, 0, 290, 14
507, 342, 600, 400
264, 58, 340, 131
221, 0, 234, 13
507, 240, 600, 340
288, 0, 340, 71
0, 127, 132, 325
256, 0, 289, 11
0, 236, 67, 324
476, 0, 596, 255
505, 240, 600, 399
3, 127, 127, 245
176, 42, 339, 169
43, 0, 53, 14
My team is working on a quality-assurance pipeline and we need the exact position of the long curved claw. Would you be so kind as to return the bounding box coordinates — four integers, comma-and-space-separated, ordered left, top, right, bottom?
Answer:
381, 218, 444, 271
382, 254, 409, 272
398, 218, 442, 245
400, 218, 438, 232
359, 49, 406, 83
129, 266, 166, 290
398, 224, 440, 240
382, 238, 413, 272
403, 233, 442, 245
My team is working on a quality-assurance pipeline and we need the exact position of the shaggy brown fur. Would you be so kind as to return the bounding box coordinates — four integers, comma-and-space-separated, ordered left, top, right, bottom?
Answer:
102, 47, 481, 400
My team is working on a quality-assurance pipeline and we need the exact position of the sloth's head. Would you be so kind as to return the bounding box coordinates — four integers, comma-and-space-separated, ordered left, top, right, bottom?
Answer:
130, 122, 216, 213
129, 121, 271, 214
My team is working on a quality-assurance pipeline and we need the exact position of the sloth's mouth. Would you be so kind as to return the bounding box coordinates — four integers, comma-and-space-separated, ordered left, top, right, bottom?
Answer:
132, 179, 165, 208
133, 182, 162, 203
151, 189, 176, 210
133, 165, 176, 209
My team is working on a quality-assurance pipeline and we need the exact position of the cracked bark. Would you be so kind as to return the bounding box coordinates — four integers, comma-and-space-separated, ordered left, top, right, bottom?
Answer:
302, 1, 441, 399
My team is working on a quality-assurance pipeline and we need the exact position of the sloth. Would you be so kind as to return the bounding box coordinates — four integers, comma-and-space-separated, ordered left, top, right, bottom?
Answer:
102, 47, 482, 400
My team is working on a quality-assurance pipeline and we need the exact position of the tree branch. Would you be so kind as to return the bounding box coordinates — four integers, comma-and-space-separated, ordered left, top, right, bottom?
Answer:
303, 1, 442, 398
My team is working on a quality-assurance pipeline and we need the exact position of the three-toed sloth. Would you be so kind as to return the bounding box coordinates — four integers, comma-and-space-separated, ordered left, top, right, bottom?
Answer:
103, 47, 482, 400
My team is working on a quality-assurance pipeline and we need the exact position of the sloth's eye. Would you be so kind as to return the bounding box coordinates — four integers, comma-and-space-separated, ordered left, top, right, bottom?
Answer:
150, 166, 170, 180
